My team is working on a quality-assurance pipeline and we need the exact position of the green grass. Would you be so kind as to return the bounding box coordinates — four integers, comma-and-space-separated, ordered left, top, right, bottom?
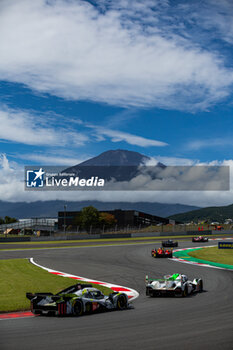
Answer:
188, 246, 233, 265
0, 259, 112, 313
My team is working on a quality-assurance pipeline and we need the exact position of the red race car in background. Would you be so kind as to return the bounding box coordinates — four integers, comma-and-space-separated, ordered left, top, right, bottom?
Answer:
151, 247, 173, 258
192, 236, 209, 242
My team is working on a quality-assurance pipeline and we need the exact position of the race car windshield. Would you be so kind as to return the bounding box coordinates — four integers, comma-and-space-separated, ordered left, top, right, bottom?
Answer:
91, 291, 104, 299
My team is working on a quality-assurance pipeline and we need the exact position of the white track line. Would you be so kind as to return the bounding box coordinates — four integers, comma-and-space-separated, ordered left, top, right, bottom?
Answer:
30, 258, 139, 301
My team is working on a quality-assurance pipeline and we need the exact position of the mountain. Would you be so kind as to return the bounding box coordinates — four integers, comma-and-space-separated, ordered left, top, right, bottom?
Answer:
168, 203, 233, 223
0, 150, 201, 219
75, 149, 151, 166
62, 149, 165, 182
0, 200, 199, 219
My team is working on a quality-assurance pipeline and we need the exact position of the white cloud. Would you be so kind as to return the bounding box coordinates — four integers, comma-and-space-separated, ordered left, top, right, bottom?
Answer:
0, 154, 232, 207
0, 103, 168, 149
0, 0, 232, 110
187, 138, 233, 151
14, 153, 87, 166
102, 165, 228, 191
90, 126, 168, 147
0, 104, 167, 148
188, 0, 233, 45
145, 156, 196, 166
0, 106, 88, 146
72, 119, 168, 147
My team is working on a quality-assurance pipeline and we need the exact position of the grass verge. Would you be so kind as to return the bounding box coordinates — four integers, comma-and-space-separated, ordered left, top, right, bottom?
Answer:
0, 235, 218, 245
188, 246, 233, 265
0, 258, 112, 313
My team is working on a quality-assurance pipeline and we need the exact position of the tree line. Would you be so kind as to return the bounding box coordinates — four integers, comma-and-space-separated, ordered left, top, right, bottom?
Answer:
0, 216, 17, 225
72, 206, 116, 230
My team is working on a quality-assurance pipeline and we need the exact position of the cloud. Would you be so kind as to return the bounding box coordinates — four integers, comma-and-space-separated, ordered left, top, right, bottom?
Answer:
14, 153, 88, 166
0, 154, 232, 207
187, 138, 233, 151
73, 119, 168, 147
89, 126, 168, 147
0, 105, 88, 146
102, 165, 229, 191
0, 0, 233, 110
145, 156, 196, 166
0, 103, 167, 149
0, 104, 167, 148
185, 0, 233, 45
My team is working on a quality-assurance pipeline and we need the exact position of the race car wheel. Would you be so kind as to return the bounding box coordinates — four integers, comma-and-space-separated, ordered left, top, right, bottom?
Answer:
85, 302, 92, 314
199, 279, 203, 292
117, 294, 127, 310
146, 288, 155, 297
182, 286, 188, 297
73, 300, 83, 316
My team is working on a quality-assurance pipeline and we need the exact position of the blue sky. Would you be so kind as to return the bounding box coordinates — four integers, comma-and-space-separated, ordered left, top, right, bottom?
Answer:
0, 0, 233, 205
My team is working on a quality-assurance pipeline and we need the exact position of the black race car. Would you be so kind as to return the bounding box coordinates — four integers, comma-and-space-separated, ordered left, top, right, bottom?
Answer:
162, 239, 178, 247
26, 283, 129, 316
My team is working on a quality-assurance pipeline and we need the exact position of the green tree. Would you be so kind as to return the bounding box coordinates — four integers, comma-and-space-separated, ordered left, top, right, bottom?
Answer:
80, 206, 99, 231
99, 212, 116, 227
4, 216, 17, 224
73, 214, 82, 227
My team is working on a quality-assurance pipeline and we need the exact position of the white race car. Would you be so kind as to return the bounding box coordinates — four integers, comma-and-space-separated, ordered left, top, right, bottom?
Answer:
145, 273, 203, 297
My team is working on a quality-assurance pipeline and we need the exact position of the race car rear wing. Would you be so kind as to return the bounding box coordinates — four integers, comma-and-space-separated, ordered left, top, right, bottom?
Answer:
26, 292, 53, 300
26, 283, 93, 300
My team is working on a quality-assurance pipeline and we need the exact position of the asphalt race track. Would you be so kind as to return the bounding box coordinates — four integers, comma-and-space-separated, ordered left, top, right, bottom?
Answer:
0, 240, 233, 350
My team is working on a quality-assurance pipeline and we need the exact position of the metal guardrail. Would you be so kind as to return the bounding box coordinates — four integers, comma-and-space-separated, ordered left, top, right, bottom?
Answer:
0, 218, 56, 231
0, 230, 233, 243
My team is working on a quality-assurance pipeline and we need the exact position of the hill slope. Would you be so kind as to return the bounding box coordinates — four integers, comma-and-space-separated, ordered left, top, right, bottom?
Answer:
0, 200, 199, 219
169, 203, 233, 223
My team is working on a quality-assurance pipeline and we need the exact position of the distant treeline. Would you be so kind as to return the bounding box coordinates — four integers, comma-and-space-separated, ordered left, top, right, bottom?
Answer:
169, 203, 233, 223
71, 206, 116, 230
0, 216, 18, 225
